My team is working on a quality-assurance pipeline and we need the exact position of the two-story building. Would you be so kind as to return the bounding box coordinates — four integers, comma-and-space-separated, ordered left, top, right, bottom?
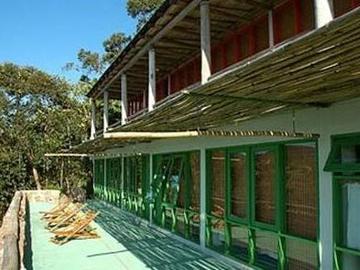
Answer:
74, 0, 360, 269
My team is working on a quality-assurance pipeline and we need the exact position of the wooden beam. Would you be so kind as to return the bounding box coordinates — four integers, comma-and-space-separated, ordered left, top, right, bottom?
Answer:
245, 0, 272, 10
96, 0, 202, 98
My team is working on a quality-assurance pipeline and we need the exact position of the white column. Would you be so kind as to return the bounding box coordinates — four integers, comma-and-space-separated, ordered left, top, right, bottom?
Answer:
103, 91, 109, 133
200, 0, 211, 84
314, 0, 333, 28
148, 48, 156, 111
268, 10, 274, 47
121, 74, 128, 125
318, 136, 333, 270
90, 99, 96, 139
149, 154, 154, 224
200, 147, 206, 248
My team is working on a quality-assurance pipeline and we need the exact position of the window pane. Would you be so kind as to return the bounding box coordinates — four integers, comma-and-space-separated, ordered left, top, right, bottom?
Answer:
208, 217, 226, 253
189, 213, 200, 244
340, 144, 360, 164
190, 152, 200, 212
255, 150, 276, 224
210, 151, 225, 217
164, 157, 183, 205
286, 238, 318, 269
340, 179, 360, 250
338, 251, 360, 269
230, 226, 248, 261
134, 157, 142, 195
255, 230, 278, 269
285, 144, 317, 239
230, 152, 247, 219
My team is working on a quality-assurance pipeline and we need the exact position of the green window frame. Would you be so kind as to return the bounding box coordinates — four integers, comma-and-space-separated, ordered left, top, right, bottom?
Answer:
105, 157, 122, 206
251, 145, 282, 232
94, 158, 105, 199
206, 139, 319, 270
325, 132, 360, 173
226, 147, 250, 225
122, 154, 150, 219
152, 151, 200, 243
326, 133, 360, 270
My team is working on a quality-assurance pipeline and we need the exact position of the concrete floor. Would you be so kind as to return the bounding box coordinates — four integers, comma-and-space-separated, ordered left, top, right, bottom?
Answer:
26, 200, 241, 270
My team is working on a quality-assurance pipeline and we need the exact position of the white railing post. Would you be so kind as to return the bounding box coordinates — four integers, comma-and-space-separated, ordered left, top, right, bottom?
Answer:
268, 10, 274, 47
121, 74, 128, 125
90, 99, 96, 139
103, 91, 109, 133
314, 0, 334, 28
200, 0, 211, 84
148, 48, 156, 111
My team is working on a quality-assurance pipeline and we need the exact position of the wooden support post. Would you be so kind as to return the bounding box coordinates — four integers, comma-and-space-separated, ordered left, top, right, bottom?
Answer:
148, 48, 156, 111
121, 74, 128, 125
200, 147, 206, 249
268, 10, 274, 47
200, 0, 211, 84
314, 0, 333, 28
90, 99, 96, 139
103, 91, 109, 133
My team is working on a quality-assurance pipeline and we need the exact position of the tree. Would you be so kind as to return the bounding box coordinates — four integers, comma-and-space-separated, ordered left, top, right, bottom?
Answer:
102, 33, 131, 64
0, 63, 90, 218
127, 0, 164, 30
65, 32, 131, 83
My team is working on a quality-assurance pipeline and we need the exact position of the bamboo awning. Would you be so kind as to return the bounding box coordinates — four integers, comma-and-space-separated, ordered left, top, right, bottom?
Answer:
70, 130, 319, 154
108, 7, 360, 132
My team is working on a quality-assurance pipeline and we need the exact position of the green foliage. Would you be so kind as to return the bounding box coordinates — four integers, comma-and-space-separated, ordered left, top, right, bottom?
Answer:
78, 49, 103, 74
127, 0, 164, 29
0, 62, 90, 220
102, 33, 131, 64
65, 32, 130, 82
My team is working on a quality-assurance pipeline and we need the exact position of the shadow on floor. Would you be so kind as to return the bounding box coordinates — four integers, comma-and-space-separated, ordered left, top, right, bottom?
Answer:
88, 200, 240, 270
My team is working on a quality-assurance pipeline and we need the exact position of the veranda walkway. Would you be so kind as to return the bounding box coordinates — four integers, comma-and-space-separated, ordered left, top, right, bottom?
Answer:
26, 200, 245, 270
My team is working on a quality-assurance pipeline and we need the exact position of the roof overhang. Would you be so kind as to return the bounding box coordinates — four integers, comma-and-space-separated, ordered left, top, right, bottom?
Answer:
107, 7, 360, 132
70, 130, 319, 154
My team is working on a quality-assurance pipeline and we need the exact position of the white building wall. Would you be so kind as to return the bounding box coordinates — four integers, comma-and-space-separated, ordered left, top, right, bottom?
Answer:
98, 97, 360, 270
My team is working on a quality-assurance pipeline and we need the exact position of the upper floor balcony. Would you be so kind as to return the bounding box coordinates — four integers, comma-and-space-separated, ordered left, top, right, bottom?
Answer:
87, 0, 360, 139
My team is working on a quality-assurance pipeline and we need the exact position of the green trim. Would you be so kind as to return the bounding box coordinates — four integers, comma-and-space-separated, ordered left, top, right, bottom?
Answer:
152, 150, 201, 242
325, 132, 360, 172
330, 132, 360, 269
93, 138, 319, 270
205, 139, 319, 270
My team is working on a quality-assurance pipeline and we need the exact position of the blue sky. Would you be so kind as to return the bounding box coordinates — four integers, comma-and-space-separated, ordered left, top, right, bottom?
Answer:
0, 0, 137, 81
